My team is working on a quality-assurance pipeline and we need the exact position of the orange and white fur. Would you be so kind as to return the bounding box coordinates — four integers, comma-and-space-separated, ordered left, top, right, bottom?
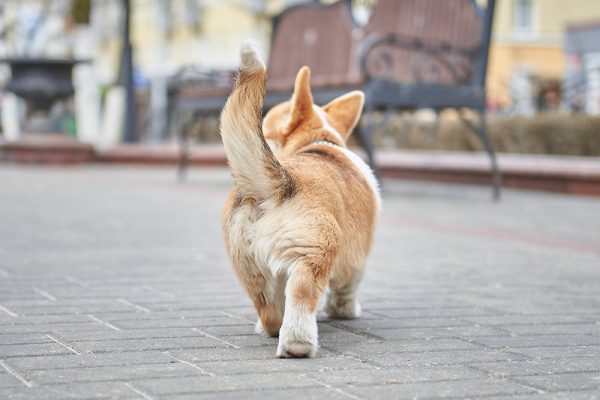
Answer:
220, 43, 380, 358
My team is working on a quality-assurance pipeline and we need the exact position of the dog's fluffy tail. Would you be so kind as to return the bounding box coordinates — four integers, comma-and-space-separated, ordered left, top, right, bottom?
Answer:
220, 42, 294, 201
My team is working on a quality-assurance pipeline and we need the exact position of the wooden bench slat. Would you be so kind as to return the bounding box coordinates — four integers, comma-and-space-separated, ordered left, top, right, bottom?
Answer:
267, 1, 361, 91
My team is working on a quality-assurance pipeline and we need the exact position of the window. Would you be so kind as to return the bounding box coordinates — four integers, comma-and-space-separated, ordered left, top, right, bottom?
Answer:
513, 0, 533, 34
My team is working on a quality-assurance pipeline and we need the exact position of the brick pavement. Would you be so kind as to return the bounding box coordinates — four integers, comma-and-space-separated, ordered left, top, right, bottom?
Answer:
0, 165, 599, 399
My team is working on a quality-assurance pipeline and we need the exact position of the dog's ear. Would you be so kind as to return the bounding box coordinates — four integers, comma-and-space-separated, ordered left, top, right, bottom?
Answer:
323, 91, 365, 139
286, 66, 314, 134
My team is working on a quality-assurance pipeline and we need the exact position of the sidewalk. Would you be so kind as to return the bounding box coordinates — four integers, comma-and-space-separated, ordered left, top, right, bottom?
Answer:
0, 165, 599, 399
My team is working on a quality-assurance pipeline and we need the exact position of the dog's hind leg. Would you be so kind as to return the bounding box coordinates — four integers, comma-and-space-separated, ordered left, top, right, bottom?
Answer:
250, 276, 284, 337
324, 272, 363, 320
230, 256, 283, 337
253, 274, 285, 337
277, 255, 333, 358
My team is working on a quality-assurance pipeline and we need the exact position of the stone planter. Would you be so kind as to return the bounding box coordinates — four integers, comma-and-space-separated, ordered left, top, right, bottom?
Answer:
1, 58, 80, 113
0, 58, 95, 164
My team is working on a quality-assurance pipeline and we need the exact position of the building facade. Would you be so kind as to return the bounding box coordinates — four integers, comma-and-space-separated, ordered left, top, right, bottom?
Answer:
564, 21, 600, 114
487, 0, 600, 114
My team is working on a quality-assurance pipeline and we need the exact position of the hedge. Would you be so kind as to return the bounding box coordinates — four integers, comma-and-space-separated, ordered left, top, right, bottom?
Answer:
366, 113, 600, 156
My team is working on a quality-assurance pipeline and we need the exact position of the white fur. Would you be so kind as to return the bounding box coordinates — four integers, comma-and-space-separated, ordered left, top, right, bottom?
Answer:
255, 319, 266, 335
277, 297, 318, 358
239, 40, 265, 72
312, 107, 382, 210
251, 204, 320, 277
265, 254, 292, 278
338, 147, 382, 210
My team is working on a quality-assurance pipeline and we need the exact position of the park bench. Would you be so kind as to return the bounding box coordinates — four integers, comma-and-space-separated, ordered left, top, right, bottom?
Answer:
169, 0, 500, 199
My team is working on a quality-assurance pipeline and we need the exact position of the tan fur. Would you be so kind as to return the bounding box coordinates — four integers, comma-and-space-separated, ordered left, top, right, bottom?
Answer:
220, 43, 379, 358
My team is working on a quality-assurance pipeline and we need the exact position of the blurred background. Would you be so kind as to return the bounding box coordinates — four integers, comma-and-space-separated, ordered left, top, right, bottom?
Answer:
0, 0, 599, 191
2, 3, 600, 396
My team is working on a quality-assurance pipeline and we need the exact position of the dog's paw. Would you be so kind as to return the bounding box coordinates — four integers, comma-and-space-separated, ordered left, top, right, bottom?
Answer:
255, 319, 279, 337
324, 296, 361, 320
255, 319, 266, 335
276, 314, 318, 358
240, 40, 265, 72
276, 338, 317, 358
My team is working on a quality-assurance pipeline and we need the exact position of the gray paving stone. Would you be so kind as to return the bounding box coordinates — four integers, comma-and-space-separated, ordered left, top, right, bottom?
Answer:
112, 316, 240, 329
344, 378, 534, 399
210, 334, 277, 348
515, 371, 600, 392
52, 327, 212, 342
8, 351, 173, 371
166, 387, 350, 400
100, 309, 226, 321
0, 343, 73, 358
5, 304, 134, 316
69, 336, 229, 353
361, 299, 469, 310
363, 349, 527, 367
501, 322, 600, 336
0, 382, 138, 399
196, 324, 255, 337
469, 334, 600, 349
26, 363, 207, 385
196, 356, 373, 375
0, 373, 22, 389
472, 358, 600, 376
484, 391, 600, 400
511, 345, 600, 359
0, 322, 108, 335
0, 334, 53, 346
322, 338, 480, 355
331, 317, 504, 332
334, 316, 471, 329
0, 315, 94, 325
306, 365, 488, 386
463, 314, 593, 326
355, 326, 508, 340
131, 372, 317, 396
170, 346, 335, 362
3, 299, 128, 308
323, 321, 366, 335
318, 331, 379, 348
369, 307, 500, 319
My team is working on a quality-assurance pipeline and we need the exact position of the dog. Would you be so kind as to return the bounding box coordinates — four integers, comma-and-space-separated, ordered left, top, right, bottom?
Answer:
220, 42, 380, 358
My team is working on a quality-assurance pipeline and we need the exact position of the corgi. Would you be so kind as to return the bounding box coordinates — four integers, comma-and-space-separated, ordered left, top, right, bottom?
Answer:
220, 42, 380, 358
